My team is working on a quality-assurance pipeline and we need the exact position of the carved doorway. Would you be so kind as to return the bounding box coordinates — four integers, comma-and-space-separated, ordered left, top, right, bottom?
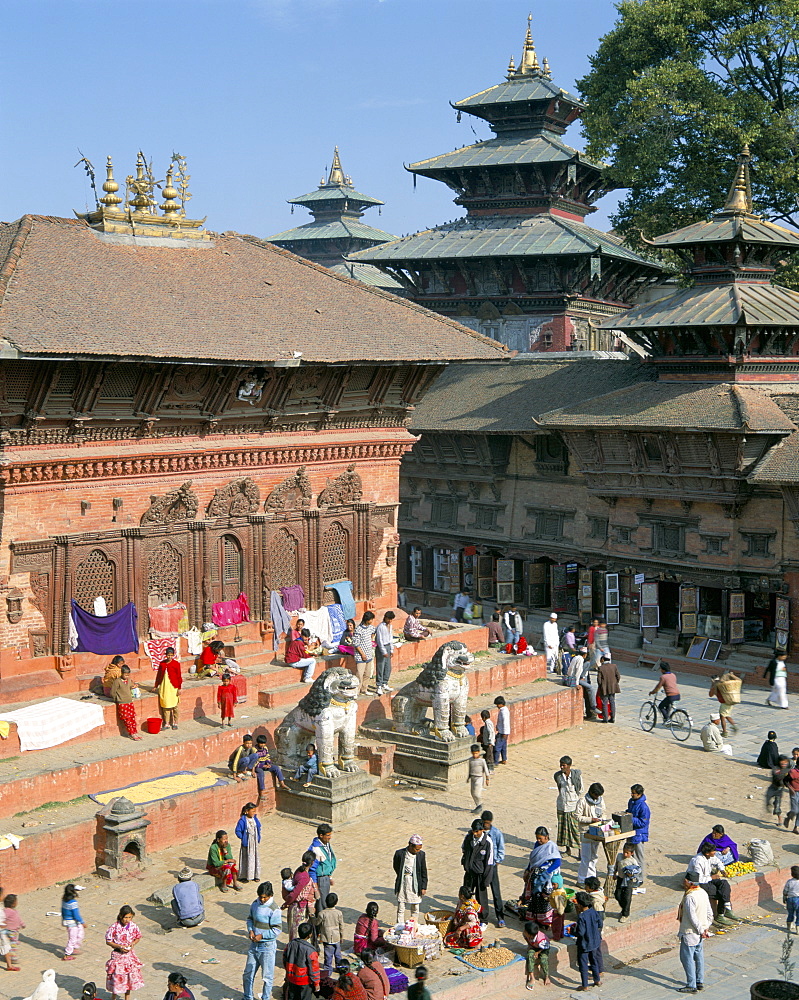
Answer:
74, 548, 116, 613
219, 534, 244, 602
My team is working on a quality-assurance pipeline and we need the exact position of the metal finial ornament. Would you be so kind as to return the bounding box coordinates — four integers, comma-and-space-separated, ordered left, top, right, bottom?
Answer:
99, 156, 123, 210
519, 12, 539, 75
128, 152, 153, 213
328, 146, 346, 186
722, 146, 753, 215
542, 57, 551, 79
507, 54, 516, 79
161, 166, 180, 216
74, 151, 99, 208
170, 153, 192, 214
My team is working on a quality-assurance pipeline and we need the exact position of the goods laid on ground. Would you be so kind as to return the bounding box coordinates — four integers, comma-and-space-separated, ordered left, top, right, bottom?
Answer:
725, 861, 758, 876
458, 945, 517, 969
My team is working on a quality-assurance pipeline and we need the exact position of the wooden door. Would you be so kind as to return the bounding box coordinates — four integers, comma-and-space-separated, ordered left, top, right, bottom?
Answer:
219, 534, 243, 602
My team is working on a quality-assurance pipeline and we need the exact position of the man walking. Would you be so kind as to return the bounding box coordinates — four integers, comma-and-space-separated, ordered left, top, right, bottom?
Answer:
374, 610, 396, 696
542, 613, 560, 673
453, 588, 472, 623
461, 818, 495, 921
597, 655, 620, 724
308, 824, 336, 912
677, 873, 713, 993
494, 696, 510, 765
243, 881, 281, 1000
352, 611, 377, 692
392, 835, 428, 924
481, 811, 506, 927
709, 670, 741, 735
587, 618, 599, 668
594, 618, 611, 661
627, 784, 650, 890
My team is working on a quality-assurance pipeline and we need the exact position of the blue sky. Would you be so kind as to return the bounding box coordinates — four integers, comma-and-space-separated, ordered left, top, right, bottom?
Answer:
1, 0, 622, 240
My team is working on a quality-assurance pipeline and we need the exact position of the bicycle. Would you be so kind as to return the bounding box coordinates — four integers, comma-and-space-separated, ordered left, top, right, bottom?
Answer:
639, 697, 693, 742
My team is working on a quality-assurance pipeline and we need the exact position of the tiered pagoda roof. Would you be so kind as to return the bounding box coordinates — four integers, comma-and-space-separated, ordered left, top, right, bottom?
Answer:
267, 148, 402, 291
352, 17, 662, 330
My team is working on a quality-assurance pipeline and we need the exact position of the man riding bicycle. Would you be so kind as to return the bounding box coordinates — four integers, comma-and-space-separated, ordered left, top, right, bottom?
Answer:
649, 663, 681, 722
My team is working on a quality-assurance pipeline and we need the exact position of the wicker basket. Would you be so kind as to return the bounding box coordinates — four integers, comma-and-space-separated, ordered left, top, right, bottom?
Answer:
394, 943, 426, 968
716, 677, 742, 704
425, 909, 454, 937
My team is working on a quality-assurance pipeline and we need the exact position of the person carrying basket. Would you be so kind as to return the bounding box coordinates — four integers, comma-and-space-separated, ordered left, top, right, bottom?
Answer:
709, 671, 742, 736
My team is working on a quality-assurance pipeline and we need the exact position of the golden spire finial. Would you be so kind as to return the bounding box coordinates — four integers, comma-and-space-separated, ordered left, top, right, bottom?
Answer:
721, 145, 753, 214
128, 152, 152, 213
519, 12, 540, 75
327, 146, 346, 186
542, 56, 551, 79
507, 53, 516, 79
161, 165, 180, 217
99, 155, 122, 210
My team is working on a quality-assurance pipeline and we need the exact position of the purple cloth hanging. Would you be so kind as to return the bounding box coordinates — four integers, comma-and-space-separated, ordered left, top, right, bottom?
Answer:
280, 584, 306, 613
71, 599, 139, 655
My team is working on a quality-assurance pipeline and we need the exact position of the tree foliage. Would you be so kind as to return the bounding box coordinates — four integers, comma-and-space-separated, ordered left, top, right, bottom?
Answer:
579, 0, 799, 247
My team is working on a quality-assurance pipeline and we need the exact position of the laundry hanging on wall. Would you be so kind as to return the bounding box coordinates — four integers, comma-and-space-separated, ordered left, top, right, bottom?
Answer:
70, 600, 139, 655
212, 593, 250, 627
280, 585, 306, 613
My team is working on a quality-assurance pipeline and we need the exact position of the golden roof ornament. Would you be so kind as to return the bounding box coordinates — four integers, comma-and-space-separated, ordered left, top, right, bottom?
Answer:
161, 165, 180, 217
327, 146, 346, 186
542, 57, 551, 79
518, 13, 540, 76
99, 156, 123, 210
721, 144, 753, 215
507, 54, 516, 80
127, 152, 154, 214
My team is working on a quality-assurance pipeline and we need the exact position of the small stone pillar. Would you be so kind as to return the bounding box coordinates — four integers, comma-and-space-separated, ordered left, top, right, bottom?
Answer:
97, 797, 151, 879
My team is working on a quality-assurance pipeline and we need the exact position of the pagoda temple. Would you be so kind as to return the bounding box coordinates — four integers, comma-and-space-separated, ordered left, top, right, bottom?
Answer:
267, 147, 402, 292
353, 18, 665, 352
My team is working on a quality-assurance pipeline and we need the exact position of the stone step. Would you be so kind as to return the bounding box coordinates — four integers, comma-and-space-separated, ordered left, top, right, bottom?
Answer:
0, 668, 77, 703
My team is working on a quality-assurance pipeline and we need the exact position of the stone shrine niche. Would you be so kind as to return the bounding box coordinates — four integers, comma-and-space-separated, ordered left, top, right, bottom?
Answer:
270, 528, 299, 589
206, 477, 260, 517
74, 548, 116, 613
317, 465, 363, 507
140, 481, 199, 526
322, 522, 348, 581
147, 541, 182, 606
265, 467, 312, 512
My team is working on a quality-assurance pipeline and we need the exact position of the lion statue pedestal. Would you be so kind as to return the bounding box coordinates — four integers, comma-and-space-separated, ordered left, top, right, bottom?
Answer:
274, 667, 377, 825
360, 640, 475, 789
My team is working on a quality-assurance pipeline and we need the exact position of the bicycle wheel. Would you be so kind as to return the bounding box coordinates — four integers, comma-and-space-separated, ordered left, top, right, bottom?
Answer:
639, 701, 657, 732
669, 709, 692, 742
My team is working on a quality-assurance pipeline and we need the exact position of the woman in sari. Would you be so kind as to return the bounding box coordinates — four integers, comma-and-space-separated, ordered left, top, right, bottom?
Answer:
282, 851, 318, 941
105, 905, 144, 1000
206, 830, 242, 892
443, 886, 483, 949
527, 827, 563, 887
234, 803, 262, 882
519, 827, 563, 927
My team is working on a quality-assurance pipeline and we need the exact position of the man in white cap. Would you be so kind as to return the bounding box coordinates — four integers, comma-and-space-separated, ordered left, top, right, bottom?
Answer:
542, 613, 560, 673
171, 867, 205, 927
700, 713, 732, 755
392, 835, 428, 924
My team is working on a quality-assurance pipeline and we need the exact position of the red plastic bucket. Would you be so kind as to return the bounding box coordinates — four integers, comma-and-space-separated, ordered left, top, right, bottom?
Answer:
145, 717, 162, 734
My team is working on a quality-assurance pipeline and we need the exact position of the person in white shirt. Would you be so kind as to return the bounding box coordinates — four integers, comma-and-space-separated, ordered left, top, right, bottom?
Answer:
699, 714, 732, 755
576, 782, 606, 882
493, 696, 510, 765
453, 590, 472, 623
542, 613, 560, 672
687, 843, 738, 925
374, 611, 395, 697
502, 606, 523, 647
677, 873, 714, 992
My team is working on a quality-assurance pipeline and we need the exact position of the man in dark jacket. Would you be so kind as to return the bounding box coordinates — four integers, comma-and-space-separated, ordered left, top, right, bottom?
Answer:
461, 818, 495, 920
627, 784, 651, 888
574, 891, 603, 990
392, 835, 428, 925
597, 656, 620, 723
758, 731, 780, 769
283, 921, 319, 1000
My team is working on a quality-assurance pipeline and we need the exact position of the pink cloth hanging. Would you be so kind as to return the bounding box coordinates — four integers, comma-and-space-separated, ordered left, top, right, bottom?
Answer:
212, 593, 250, 627
148, 602, 187, 634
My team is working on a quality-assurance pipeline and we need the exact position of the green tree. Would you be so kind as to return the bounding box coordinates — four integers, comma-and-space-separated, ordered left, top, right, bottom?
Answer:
579, 0, 799, 245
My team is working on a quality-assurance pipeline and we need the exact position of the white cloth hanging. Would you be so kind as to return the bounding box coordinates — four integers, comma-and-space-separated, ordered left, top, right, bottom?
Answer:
93, 596, 108, 617
186, 627, 203, 656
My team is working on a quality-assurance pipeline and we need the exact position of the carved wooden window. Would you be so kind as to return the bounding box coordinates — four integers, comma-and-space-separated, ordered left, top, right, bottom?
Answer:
147, 541, 181, 606
221, 534, 244, 601
74, 548, 116, 613
321, 522, 348, 582
271, 528, 298, 590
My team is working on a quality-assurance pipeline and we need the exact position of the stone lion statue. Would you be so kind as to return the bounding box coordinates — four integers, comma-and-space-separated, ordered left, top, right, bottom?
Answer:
391, 640, 474, 742
274, 667, 360, 778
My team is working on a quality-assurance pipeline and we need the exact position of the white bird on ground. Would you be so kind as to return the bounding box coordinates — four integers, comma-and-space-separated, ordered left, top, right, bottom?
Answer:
22, 969, 58, 1000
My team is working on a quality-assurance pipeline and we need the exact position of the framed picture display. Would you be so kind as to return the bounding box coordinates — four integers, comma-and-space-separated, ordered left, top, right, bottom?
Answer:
640, 606, 660, 628
729, 618, 745, 643
680, 613, 698, 635
477, 555, 493, 579
605, 573, 619, 591
776, 596, 790, 630
641, 582, 659, 607
686, 636, 709, 659
680, 586, 698, 613
496, 559, 515, 583
776, 629, 789, 653
497, 582, 515, 604
606, 607, 620, 625
703, 639, 722, 662
478, 578, 494, 600
606, 590, 620, 607
729, 592, 745, 617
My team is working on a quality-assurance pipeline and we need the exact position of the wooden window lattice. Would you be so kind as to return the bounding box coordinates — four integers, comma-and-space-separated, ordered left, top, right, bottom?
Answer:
271, 529, 298, 590
74, 548, 116, 613
321, 522, 348, 582
221, 535, 243, 601
147, 541, 181, 606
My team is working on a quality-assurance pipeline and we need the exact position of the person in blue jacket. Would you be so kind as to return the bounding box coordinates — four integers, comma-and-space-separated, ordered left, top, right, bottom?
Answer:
574, 891, 603, 990
235, 803, 263, 883
627, 784, 651, 890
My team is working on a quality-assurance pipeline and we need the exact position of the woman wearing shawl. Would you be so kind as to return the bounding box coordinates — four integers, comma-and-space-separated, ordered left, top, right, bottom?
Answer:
154, 648, 182, 730
519, 827, 562, 925
443, 886, 483, 948
206, 830, 242, 892
696, 825, 738, 865
353, 901, 388, 956
282, 851, 318, 941
527, 827, 563, 885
